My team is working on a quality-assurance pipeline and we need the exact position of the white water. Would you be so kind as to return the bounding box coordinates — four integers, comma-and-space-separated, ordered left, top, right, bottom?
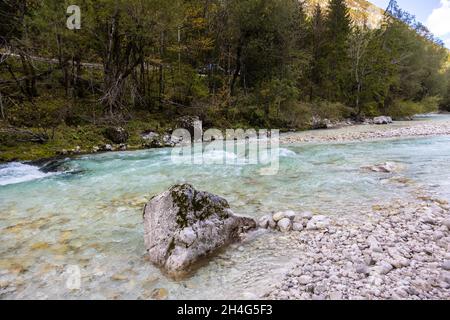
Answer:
0, 163, 56, 186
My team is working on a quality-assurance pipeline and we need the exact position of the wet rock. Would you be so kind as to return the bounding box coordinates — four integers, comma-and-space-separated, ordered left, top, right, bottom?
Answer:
278, 218, 292, 233
362, 162, 402, 173
143, 184, 256, 278
104, 127, 129, 144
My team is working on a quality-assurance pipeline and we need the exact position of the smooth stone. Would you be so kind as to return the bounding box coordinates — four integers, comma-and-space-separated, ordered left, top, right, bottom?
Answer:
268, 217, 277, 229
272, 212, 286, 222
284, 211, 297, 220
329, 291, 343, 300
301, 211, 313, 220
258, 215, 271, 229
442, 260, 450, 271
278, 218, 292, 233
306, 215, 330, 230
375, 261, 394, 275
292, 223, 304, 232
298, 275, 312, 285
442, 218, 450, 229
356, 264, 369, 275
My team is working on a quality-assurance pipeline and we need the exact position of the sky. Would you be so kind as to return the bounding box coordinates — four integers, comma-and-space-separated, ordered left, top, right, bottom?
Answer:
370, 0, 450, 48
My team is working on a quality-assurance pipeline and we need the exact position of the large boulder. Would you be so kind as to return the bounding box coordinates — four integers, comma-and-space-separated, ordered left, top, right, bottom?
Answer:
143, 184, 256, 278
104, 127, 129, 144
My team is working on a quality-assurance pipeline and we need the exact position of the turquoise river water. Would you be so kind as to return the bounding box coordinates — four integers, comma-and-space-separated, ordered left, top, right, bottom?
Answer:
1, 117, 450, 299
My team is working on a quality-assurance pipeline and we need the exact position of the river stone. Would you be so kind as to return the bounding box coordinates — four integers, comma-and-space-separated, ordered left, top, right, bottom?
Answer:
258, 215, 271, 229
306, 215, 331, 230
442, 260, 450, 271
292, 222, 304, 232
442, 218, 450, 230
363, 162, 401, 173
143, 184, 256, 278
278, 218, 292, 232
300, 211, 313, 220
268, 216, 277, 229
373, 116, 393, 125
272, 212, 286, 222
374, 261, 394, 275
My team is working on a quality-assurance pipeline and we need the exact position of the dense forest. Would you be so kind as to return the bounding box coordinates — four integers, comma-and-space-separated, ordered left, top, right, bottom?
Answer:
0, 0, 450, 161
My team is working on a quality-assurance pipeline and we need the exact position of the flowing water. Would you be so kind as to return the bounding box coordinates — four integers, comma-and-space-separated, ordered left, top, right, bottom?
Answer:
1, 117, 450, 299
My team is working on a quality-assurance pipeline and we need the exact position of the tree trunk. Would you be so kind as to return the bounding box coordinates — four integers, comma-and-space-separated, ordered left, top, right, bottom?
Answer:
0, 91, 5, 119
230, 39, 243, 96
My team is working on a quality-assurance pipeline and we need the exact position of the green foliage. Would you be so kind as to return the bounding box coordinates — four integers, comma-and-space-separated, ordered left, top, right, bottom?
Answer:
387, 97, 440, 120
1, 0, 450, 162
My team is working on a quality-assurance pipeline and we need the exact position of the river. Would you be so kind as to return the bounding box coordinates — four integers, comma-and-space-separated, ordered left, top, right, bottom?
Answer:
1, 116, 450, 299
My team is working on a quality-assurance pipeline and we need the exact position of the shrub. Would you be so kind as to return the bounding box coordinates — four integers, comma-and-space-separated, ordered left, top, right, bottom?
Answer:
311, 100, 353, 121
388, 96, 441, 120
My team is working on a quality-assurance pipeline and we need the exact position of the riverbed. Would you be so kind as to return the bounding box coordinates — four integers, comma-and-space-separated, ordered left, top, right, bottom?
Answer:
1, 115, 450, 299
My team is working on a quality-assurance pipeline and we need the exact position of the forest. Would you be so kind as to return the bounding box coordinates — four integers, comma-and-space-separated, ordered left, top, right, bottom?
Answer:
1, 0, 450, 161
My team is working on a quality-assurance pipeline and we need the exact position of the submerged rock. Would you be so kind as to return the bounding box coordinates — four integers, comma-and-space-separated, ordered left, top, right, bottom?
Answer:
362, 162, 403, 173
143, 184, 256, 278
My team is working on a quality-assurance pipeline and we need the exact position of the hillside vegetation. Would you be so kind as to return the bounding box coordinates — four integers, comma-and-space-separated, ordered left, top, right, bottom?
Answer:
0, 0, 449, 161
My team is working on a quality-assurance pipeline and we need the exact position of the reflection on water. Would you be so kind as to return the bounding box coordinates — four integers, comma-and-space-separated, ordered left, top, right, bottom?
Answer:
1, 133, 450, 299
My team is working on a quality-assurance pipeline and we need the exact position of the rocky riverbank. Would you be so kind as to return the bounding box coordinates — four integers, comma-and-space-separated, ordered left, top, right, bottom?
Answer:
265, 188, 450, 300
281, 116, 450, 144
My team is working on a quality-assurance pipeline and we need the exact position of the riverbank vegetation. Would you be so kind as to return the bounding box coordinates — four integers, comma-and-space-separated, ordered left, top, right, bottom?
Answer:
1, 0, 449, 161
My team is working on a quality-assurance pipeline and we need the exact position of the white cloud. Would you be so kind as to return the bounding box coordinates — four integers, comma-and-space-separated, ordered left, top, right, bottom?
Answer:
427, 0, 450, 37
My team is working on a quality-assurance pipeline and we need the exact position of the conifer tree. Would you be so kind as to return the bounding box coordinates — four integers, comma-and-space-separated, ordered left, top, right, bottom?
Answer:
324, 0, 352, 102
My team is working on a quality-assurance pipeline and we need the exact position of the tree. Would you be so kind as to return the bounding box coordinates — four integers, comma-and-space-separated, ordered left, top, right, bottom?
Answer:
323, 0, 352, 102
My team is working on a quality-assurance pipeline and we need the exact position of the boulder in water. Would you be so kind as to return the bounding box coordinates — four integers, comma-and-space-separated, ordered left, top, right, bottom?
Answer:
143, 184, 256, 278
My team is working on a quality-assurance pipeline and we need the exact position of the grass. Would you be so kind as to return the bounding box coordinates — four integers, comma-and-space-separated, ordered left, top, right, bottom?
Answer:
0, 118, 174, 163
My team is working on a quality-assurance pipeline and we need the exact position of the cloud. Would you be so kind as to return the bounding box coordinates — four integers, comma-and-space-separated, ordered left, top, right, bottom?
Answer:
427, 0, 450, 36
